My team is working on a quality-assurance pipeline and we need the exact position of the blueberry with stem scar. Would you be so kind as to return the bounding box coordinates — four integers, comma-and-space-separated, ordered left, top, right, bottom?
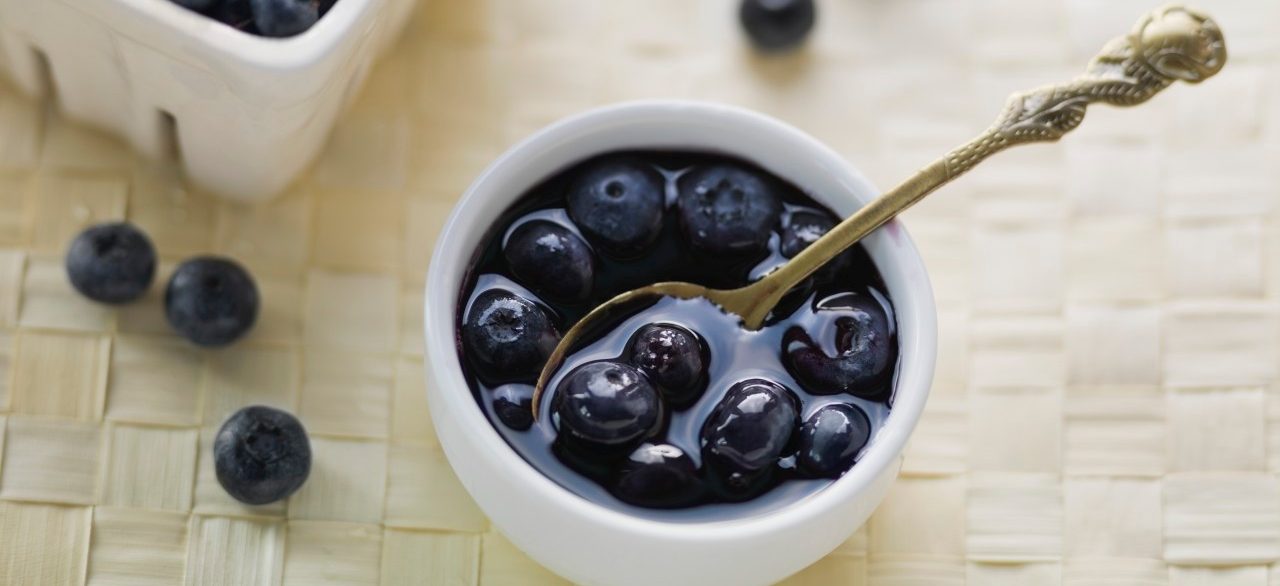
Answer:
214, 406, 311, 505
462, 289, 560, 383
566, 157, 666, 257
65, 222, 156, 304
677, 164, 783, 256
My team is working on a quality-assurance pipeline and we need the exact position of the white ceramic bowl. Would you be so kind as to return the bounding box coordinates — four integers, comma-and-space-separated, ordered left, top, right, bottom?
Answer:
0, 0, 415, 201
424, 101, 937, 586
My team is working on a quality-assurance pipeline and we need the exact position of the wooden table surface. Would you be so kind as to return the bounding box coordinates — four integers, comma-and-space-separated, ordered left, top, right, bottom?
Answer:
0, 0, 1277, 584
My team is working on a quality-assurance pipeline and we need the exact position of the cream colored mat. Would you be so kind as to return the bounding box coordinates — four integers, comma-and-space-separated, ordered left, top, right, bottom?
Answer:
0, 0, 1277, 584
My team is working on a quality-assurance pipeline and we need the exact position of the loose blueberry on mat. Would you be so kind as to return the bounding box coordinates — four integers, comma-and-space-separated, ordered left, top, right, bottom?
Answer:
504, 220, 595, 302
165, 257, 260, 347
214, 406, 311, 505
566, 157, 666, 256
492, 385, 535, 432
65, 222, 157, 304
739, 0, 817, 53
701, 378, 799, 499
783, 292, 895, 399
612, 443, 704, 508
796, 403, 871, 478
626, 323, 708, 408
462, 289, 560, 382
249, 0, 319, 37
554, 361, 663, 454
677, 164, 783, 256
781, 209, 836, 258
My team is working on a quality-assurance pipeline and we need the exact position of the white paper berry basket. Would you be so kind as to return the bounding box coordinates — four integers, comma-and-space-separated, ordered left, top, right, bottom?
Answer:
0, 0, 415, 201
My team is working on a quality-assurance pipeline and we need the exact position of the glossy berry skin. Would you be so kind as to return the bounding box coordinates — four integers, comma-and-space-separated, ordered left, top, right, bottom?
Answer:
739, 0, 817, 53
214, 406, 311, 505
554, 361, 663, 454
626, 323, 708, 408
677, 164, 783, 256
780, 209, 836, 258
700, 378, 799, 499
65, 222, 157, 304
165, 257, 259, 347
566, 157, 665, 257
612, 443, 703, 509
249, 0, 318, 37
504, 220, 595, 302
492, 385, 534, 432
797, 403, 871, 478
783, 293, 895, 400
462, 289, 560, 383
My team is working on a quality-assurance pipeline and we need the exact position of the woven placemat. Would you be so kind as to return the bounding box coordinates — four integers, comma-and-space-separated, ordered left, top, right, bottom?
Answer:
0, 0, 1277, 584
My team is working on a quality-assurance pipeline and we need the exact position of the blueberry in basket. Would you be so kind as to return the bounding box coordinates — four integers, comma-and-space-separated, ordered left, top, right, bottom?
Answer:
457, 151, 897, 514
169, 0, 333, 38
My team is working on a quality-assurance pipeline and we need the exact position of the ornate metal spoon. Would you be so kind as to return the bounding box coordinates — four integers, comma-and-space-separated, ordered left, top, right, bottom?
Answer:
532, 4, 1226, 417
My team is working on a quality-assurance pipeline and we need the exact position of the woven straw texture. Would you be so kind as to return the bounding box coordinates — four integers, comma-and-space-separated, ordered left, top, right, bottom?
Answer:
0, 0, 1276, 584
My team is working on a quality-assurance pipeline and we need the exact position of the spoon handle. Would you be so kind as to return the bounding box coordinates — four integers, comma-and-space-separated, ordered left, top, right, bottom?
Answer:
738, 5, 1225, 328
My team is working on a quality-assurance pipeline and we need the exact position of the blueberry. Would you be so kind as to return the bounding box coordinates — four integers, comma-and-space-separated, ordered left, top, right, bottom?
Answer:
797, 403, 871, 478
249, 0, 318, 37
700, 378, 799, 499
212, 0, 255, 30
504, 220, 595, 302
462, 289, 560, 382
612, 443, 703, 508
214, 406, 311, 505
677, 164, 783, 256
65, 222, 156, 304
739, 0, 817, 53
554, 361, 663, 453
626, 323, 707, 408
566, 157, 665, 256
781, 209, 836, 258
172, 0, 220, 11
783, 293, 896, 399
492, 385, 534, 432
165, 257, 259, 347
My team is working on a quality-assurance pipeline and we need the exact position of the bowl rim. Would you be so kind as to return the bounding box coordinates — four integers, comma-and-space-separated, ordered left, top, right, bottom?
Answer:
423, 99, 937, 541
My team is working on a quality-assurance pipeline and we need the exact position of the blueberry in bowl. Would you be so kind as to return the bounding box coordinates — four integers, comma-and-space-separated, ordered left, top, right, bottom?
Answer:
455, 147, 900, 515
425, 102, 936, 586
626, 323, 708, 409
